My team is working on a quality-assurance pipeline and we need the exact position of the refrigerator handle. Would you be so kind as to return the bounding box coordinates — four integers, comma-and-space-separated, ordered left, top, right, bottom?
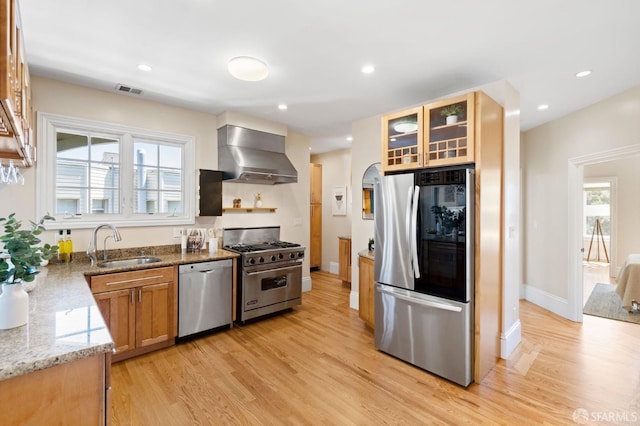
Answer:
411, 185, 420, 278
405, 185, 414, 275
377, 285, 462, 312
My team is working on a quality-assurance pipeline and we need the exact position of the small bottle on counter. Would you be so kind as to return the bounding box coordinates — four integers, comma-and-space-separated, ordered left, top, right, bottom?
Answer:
57, 230, 67, 263
64, 229, 73, 263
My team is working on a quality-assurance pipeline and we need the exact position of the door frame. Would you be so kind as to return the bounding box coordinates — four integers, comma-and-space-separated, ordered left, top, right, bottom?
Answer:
568, 144, 640, 322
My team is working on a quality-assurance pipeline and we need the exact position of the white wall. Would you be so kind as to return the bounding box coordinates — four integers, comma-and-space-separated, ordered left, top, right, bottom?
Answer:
349, 115, 382, 309
3, 76, 311, 284
522, 84, 640, 318
310, 149, 352, 272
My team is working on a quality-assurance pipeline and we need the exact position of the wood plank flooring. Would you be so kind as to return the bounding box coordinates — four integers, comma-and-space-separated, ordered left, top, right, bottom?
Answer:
111, 271, 640, 425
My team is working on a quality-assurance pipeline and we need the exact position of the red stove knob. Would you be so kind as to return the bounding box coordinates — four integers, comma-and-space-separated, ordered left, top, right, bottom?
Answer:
258, 257, 265, 263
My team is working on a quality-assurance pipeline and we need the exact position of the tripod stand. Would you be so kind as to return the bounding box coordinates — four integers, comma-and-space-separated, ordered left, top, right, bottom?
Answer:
586, 218, 609, 263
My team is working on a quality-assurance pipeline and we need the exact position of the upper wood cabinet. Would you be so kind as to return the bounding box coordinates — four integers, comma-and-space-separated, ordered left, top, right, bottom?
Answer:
424, 92, 475, 167
0, 0, 33, 165
381, 92, 481, 173
381, 106, 423, 172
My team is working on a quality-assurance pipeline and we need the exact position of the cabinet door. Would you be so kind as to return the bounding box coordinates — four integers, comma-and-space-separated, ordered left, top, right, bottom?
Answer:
310, 204, 322, 268
381, 107, 423, 172
93, 289, 135, 354
424, 93, 475, 167
136, 281, 174, 348
358, 256, 374, 328
338, 238, 351, 282
310, 163, 322, 204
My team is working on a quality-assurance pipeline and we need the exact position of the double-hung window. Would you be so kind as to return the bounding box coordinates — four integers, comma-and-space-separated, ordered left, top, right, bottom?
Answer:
37, 113, 195, 229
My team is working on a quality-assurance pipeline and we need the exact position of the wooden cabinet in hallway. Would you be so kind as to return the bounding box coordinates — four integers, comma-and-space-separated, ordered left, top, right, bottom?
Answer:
310, 163, 322, 269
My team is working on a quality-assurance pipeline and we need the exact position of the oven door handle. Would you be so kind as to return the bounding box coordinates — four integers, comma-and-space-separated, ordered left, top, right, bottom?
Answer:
245, 265, 299, 276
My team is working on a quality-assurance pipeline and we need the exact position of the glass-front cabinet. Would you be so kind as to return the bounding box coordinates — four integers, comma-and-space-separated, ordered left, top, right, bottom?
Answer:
381, 107, 423, 172
424, 93, 475, 167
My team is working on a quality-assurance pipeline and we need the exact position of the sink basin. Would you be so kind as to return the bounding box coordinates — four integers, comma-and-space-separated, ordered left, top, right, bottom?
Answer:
97, 256, 162, 268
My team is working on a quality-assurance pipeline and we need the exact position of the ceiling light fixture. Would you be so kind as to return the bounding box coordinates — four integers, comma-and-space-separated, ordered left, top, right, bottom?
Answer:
362, 65, 375, 74
228, 56, 269, 81
278, 104, 288, 110
137, 64, 152, 72
393, 122, 418, 133
537, 104, 549, 111
576, 70, 592, 78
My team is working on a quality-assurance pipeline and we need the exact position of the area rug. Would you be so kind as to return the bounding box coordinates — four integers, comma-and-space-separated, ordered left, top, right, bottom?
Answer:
583, 283, 640, 324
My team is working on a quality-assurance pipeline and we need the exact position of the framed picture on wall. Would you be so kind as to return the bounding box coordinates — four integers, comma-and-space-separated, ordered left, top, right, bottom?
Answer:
332, 186, 347, 216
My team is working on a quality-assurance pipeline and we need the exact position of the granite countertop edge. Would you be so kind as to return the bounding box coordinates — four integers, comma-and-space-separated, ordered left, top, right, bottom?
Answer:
0, 248, 240, 382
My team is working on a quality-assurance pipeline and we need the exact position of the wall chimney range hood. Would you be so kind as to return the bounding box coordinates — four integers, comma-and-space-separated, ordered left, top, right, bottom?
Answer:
217, 125, 298, 185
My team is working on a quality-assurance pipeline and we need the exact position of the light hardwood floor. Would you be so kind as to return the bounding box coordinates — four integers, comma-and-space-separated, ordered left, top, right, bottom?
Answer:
111, 271, 640, 425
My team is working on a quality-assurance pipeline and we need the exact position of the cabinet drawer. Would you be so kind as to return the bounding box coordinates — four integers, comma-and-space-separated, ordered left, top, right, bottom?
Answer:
90, 266, 174, 293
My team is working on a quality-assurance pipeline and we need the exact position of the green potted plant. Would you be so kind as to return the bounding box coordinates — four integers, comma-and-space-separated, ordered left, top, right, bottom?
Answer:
0, 213, 58, 329
440, 104, 465, 125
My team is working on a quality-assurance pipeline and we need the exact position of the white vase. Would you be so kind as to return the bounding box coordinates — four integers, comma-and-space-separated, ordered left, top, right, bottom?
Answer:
446, 115, 458, 125
255, 199, 263, 208
0, 282, 29, 329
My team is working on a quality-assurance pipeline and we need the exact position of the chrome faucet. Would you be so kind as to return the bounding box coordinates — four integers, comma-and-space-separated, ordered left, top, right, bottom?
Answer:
87, 224, 122, 266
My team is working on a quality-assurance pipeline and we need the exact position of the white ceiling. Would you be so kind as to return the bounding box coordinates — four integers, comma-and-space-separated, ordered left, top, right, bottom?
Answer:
19, 0, 640, 153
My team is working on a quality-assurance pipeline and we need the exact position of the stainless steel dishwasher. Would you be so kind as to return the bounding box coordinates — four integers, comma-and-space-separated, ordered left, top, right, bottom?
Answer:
178, 259, 232, 339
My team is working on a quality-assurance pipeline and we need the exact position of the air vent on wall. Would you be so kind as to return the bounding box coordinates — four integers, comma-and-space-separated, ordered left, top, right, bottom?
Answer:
115, 84, 143, 95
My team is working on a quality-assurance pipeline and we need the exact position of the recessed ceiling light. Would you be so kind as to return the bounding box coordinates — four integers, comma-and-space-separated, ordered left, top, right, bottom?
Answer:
576, 70, 592, 78
278, 104, 288, 110
537, 104, 549, 110
362, 65, 375, 74
346, 136, 353, 141
137, 64, 152, 72
228, 56, 269, 81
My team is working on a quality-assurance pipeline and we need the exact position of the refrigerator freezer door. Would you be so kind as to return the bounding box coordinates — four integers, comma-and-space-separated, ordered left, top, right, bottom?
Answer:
374, 173, 416, 290
374, 283, 473, 386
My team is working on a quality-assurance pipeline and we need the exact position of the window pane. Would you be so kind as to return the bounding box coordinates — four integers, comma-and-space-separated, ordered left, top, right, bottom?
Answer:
160, 145, 182, 169
134, 142, 158, 166
56, 160, 87, 188
56, 199, 79, 215
160, 168, 181, 190
90, 137, 119, 162
135, 166, 158, 190
57, 132, 88, 160
90, 163, 119, 189
586, 189, 610, 205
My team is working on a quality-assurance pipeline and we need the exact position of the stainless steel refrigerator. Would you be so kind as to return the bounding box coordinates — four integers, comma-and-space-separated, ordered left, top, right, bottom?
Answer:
374, 166, 475, 386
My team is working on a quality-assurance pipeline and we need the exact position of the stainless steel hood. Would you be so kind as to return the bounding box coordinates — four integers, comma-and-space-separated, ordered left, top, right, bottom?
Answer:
217, 125, 298, 184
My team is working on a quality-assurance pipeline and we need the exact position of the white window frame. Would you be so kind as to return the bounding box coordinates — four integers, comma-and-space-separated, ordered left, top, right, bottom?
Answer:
37, 112, 196, 229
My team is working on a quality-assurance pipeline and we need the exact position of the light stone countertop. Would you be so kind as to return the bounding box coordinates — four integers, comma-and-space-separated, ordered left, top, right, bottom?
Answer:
0, 248, 239, 381
358, 249, 374, 261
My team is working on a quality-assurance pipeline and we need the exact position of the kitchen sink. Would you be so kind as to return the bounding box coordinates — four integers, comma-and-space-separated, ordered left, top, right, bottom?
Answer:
97, 256, 163, 268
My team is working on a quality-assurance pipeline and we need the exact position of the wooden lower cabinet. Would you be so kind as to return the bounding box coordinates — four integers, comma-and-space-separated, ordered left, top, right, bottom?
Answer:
0, 353, 108, 425
358, 254, 374, 329
338, 237, 351, 283
89, 266, 177, 362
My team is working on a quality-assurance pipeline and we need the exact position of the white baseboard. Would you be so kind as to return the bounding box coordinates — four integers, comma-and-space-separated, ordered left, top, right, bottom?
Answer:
350, 290, 359, 310
302, 276, 312, 292
329, 262, 339, 275
524, 284, 571, 319
500, 320, 522, 359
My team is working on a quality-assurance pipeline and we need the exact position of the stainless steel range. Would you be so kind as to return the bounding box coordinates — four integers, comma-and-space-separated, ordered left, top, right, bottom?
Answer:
223, 226, 305, 323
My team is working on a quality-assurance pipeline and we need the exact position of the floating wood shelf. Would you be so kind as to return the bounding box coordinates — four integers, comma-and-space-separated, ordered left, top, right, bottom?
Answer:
222, 207, 277, 213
